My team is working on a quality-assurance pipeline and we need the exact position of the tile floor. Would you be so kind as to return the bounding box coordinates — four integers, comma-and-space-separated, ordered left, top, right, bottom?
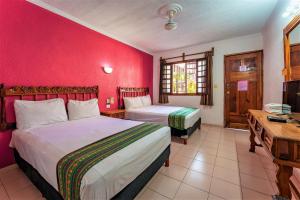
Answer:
0, 125, 285, 200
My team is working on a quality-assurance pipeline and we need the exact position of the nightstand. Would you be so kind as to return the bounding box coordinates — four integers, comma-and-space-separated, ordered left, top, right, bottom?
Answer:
101, 109, 125, 119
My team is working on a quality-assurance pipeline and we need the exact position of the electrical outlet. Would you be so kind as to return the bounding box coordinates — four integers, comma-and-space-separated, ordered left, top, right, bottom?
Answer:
214, 84, 218, 89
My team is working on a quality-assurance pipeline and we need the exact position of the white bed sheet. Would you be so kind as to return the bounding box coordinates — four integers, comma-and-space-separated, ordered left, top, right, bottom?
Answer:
9, 116, 171, 200
125, 105, 201, 129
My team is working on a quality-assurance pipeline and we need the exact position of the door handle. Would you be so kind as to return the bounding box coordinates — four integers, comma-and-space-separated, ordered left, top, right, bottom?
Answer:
226, 91, 230, 95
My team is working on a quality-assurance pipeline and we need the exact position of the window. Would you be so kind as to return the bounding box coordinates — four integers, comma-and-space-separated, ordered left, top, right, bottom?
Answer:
161, 59, 208, 95
173, 63, 186, 94
161, 64, 171, 93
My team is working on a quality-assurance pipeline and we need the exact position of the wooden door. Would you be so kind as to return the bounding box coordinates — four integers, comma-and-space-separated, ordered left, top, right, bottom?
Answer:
224, 50, 263, 129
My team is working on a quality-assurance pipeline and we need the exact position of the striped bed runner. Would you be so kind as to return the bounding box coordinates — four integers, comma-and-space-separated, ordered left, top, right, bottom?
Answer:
168, 107, 197, 130
57, 122, 164, 200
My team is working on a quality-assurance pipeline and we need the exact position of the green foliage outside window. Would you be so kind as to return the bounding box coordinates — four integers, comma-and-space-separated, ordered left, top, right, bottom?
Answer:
172, 63, 197, 94
162, 59, 207, 95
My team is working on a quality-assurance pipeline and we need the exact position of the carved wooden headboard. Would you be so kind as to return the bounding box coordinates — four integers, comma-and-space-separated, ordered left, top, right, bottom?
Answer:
117, 87, 149, 109
0, 84, 98, 131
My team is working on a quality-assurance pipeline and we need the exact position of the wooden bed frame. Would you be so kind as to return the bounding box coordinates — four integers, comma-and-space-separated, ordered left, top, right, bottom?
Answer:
0, 84, 99, 130
117, 87, 201, 144
0, 84, 170, 200
118, 87, 150, 109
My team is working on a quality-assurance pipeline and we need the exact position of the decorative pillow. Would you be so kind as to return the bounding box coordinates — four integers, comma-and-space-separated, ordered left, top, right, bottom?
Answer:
123, 96, 143, 110
140, 95, 152, 106
14, 98, 68, 130
68, 98, 100, 120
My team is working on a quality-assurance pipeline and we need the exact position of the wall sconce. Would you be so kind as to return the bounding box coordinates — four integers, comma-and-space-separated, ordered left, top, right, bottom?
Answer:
106, 97, 114, 108
103, 65, 113, 74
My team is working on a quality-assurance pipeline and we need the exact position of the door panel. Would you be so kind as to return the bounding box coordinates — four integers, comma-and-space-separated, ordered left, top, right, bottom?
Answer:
229, 82, 237, 113
291, 44, 300, 80
224, 51, 263, 129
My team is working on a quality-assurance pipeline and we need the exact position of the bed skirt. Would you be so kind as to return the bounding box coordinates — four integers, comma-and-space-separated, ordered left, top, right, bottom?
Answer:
14, 145, 170, 200
171, 117, 201, 144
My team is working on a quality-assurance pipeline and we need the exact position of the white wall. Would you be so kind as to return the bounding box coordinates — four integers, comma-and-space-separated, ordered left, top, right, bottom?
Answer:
262, 0, 297, 105
153, 33, 263, 126
262, 0, 300, 180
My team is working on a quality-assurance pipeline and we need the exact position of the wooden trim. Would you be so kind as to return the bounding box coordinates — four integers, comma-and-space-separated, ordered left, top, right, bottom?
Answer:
170, 63, 173, 95
224, 56, 227, 127
163, 93, 202, 96
161, 47, 214, 61
184, 62, 187, 93
291, 42, 300, 47
118, 87, 149, 94
2, 86, 98, 96
164, 58, 204, 65
224, 49, 264, 57
283, 15, 300, 81
0, 85, 99, 131
284, 15, 300, 35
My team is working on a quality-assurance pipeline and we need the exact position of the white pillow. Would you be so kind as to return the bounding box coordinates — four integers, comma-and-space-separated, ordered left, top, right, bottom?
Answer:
14, 98, 68, 130
123, 96, 143, 110
140, 95, 152, 106
68, 98, 100, 120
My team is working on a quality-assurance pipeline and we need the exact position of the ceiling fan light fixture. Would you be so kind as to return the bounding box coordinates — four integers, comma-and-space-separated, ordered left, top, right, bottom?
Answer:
158, 3, 183, 31
165, 21, 177, 30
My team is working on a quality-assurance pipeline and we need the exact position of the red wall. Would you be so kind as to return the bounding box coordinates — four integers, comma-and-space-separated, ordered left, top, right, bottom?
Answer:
0, 1, 153, 168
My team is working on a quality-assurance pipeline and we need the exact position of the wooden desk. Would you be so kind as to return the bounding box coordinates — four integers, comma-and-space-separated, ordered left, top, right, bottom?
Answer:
101, 109, 125, 119
248, 110, 300, 199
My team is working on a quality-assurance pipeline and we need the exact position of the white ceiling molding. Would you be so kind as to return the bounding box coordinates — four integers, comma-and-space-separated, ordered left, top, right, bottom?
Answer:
26, 0, 153, 54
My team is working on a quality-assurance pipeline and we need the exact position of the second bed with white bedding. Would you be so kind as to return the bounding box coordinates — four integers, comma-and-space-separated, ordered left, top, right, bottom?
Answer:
125, 105, 201, 129
10, 116, 171, 200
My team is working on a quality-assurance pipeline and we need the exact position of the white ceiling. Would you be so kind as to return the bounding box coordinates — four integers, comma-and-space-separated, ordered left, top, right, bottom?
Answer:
28, 0, 278, 53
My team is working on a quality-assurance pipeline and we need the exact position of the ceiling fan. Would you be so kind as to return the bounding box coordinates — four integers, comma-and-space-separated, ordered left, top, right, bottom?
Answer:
158, 3, 183, 31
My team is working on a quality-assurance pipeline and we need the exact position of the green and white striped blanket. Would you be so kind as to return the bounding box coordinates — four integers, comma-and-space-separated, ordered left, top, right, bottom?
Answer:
168, 107, 197, 130
56, 123, 164, 200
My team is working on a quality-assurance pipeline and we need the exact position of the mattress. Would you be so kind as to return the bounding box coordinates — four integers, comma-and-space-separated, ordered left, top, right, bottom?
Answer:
9, 116, 171, 200
125, 105, 201, 129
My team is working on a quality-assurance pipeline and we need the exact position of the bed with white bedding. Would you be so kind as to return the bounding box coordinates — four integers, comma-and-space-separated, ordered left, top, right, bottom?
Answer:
118, 87, 201, 144
0, 85, 171, 200
10, 116, 171, 200
126, 105, 201, 129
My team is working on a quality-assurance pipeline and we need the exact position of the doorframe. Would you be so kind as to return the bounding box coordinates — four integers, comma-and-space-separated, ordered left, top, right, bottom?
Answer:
223, 49, 264, 128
